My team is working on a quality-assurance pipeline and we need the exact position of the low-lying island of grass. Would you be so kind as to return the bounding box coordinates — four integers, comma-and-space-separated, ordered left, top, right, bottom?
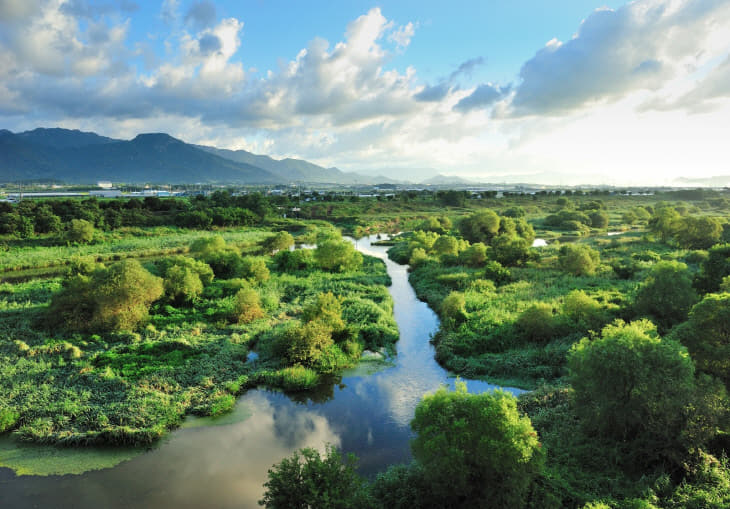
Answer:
0, 228, 398, 447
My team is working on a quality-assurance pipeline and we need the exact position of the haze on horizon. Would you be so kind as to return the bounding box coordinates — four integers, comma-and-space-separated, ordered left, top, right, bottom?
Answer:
0, 0, 728, 186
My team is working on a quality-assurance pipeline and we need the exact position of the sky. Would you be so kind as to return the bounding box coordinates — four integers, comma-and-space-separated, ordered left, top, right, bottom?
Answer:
0, 0, 729, 185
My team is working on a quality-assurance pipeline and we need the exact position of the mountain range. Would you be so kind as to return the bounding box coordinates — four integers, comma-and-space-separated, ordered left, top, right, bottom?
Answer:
0, 128, 398, 186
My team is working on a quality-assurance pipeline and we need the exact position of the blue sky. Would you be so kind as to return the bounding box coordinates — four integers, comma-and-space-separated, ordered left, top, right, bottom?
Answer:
0, 0, 728, 184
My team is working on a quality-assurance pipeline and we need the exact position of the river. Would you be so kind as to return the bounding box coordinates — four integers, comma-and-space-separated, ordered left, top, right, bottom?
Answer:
1, 234, 522, 508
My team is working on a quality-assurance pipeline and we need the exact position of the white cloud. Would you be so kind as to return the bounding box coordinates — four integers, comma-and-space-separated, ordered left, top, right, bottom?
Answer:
506, 0, 730, 117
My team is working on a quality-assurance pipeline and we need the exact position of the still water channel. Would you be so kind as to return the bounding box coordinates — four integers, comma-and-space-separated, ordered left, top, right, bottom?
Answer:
1, 235, 522, 508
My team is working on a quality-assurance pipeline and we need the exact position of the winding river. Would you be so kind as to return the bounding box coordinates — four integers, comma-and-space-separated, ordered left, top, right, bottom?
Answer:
1, 234, 522, 509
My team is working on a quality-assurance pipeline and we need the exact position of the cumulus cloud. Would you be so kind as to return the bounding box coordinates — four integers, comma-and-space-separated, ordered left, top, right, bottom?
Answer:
184, 0, 216, 29
414, 56, 486, 103
455, 83, 510, 112
506, 0, 730, 117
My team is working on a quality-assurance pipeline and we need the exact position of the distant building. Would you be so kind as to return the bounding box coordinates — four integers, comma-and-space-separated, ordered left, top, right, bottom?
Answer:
97, 181, 114, 189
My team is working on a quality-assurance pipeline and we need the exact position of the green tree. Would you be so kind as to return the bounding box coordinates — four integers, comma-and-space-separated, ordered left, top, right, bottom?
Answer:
458, 242, 488, 267
649, 207, 681, 242
674, 216, 723, 249
432, 235, 460, 257
66, 218, 95, 243
635, 260, 697, 330
302, 292, 346, 334
459, 209, 500, 244
695, 243, 730, 293
441, 291, 468, 327
410, 383, 544, 508
669, 293, 730, 386
557, 244, 600, 276
516, 303, 556, 343
315, 239, 363, 272
240, 256, 270, 283
589, 210, 609, 229
563, 290, 606, 331
48, 260, 164, 332
259, 445, 370, 509
568, 320, 718, 468
164, 265, 203, 305
234, 288, 265, 323
492, 234, 531, 266
264, 231, 294, 254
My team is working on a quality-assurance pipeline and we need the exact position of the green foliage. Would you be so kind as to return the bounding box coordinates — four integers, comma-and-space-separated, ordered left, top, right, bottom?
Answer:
441, 291, 468, 327
458, 242, 488, 267
459, 209, 500, 243
492, 233, 531, 266
408, 247, 430, 268
48, 259, 164, 332
674, 216, 723, 249
649, 207, 681, 242
432, 235, 459, 257
302, 292, 346, 334
568, 320, 719, 469
670, 293, 730, 386
264, 231, 294, 253
558, 244, 600, 276
410, 383, 544, 508
163, 265, 203, 304
66, 219, 95, 243
259, 445, 370, 509
517, 303, 556, 343
563, 290, 607, 331
234, 287, 265, 323
635, 260, 697, 330
240, 256, 270, 283
315, 239, 363, 272
589, 210, 609, 229
274, 248, 315, 272
483, 260, 511, 285
696, 243, 730, 293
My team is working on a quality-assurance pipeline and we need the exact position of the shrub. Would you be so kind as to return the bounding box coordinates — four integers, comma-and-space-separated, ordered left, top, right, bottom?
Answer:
589, 210, 609, 228
459, 209, 500, 243
669, 293, 730, 386
441, 291, 467, 327
411, 383, 544, 508
274, 248, 315, 272
563, 290, 606, 331
458, 242, 488, 267
516, 303, 556, 343
568, 320, 720, 469
48, 259, 164, 332
432, 235, 460, 257
492, 234, 531, 266
233, 288, 265, 323
66, 219, 94, 243
315, 239, 363, 272
239, 256, 270, 283
302, 292, 346, 334
264, 231, 294, 253
484, 260, 512, 285
260, 445, 369, 509
635, 260, 697, 330
164, 265, 204, 304
557, 244, 600, 276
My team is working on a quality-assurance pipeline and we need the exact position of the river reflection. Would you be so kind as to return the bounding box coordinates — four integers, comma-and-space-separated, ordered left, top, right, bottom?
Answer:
2, 234, 522, 509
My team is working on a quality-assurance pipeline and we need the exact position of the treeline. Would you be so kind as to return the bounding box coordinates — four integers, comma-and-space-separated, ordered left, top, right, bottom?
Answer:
0, 191, 273, 237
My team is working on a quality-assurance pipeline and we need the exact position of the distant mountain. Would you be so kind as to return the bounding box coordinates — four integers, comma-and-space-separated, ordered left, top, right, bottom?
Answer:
17, 127, 118, 149
420, 174, 475, 185
198, 145, 399, 185
0, 127, 403, 185
0, 129, 280, 184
